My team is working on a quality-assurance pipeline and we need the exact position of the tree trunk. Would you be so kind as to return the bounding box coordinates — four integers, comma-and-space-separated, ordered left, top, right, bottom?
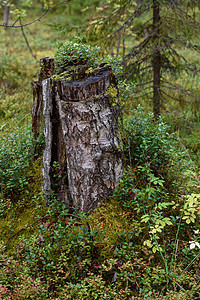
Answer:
2, 1, 10, 26
32, 58, 123, 213
152, 0, 161, 119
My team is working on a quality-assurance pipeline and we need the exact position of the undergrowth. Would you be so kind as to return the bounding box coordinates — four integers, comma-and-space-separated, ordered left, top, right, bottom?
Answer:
0, 107, 199, 299
0, 1, 199, 299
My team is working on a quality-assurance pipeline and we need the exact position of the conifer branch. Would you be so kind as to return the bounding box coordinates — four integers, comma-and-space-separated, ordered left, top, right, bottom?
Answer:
95, 6, 149, 45
162, 79, 200, 102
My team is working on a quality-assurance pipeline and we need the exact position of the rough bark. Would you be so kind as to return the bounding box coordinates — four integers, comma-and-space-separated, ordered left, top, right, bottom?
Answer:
152, 0, 161, 119
42, 78, 53, 201
38, 58, 55, 81
31, 81, 43, 139
32, 58, 55, 138
32, 58, 123, 213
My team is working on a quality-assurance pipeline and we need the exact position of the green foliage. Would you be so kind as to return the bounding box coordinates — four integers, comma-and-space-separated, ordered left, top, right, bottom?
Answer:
54, 40, 100, 73
123, 105, 184, 179
0, 192, 200, 299
20, 195, 94, 288
182, 193, 200, 224
0, 49, 30, 96
0, 127, 34, 195
84, 0, 200, 117
0, 241, 49, 299
113, 105, 199, 297
0, 125, 44, 196
115, 105, 187, 210
0, 1, 199, 299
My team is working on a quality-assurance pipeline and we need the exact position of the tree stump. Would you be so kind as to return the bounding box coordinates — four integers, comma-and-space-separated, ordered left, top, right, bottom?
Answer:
32, 57, 123, 213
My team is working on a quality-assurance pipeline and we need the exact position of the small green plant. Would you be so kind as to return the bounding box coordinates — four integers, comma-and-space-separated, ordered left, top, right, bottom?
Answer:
115, 105, 187, 212
0, 127, 33, 195
182, 193, 200, 224
114, 105, 200, 296
54, 40, 100, 73
0, 126, 44, 199
123, 105, 185, 183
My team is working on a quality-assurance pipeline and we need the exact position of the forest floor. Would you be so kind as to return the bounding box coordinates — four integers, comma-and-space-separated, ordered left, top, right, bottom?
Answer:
0, 1, 200, 299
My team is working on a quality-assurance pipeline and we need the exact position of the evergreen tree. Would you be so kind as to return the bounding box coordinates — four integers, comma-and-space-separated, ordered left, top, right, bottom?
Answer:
84, 0, 200, 118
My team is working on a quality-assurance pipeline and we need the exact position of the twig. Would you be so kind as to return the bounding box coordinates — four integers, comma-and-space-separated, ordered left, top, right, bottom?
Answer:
160, 89, 190, 104
170, 277, 188, 294
12, 17, 20, 26
0, 98, 20, 109
0, 0, 70, 28
88, 2, 129, 28
162, 78, 200, 102
19, 18, 36, 59
6, 215, 47, 248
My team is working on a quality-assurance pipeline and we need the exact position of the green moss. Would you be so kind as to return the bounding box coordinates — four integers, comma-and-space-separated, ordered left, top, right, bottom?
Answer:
51, 70, 71, 81
0, 157, 48, 253
51, 64, 108, 82
52, 65, 89, 81
106, 84, 118, 106
85, 66, 95, 76
88, 197, 138, 260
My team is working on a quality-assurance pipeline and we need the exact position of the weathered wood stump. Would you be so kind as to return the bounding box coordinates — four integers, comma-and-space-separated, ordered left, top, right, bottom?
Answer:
32, 57, 123, 213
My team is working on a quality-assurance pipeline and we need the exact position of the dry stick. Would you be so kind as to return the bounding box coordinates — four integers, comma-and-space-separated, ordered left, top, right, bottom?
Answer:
0, 0, 70, 28
88, 3, 127, 28
177, 131, 199, 180
162, 78, 200, 102
5, 215, 48, 248
19, 18, 36, 60
161, 89, 191, 104
116, 14, 124, 57
171, 277, 188, 295
12, 17, 20, 26
0, 98, 20, 109
170, 0, 199, 27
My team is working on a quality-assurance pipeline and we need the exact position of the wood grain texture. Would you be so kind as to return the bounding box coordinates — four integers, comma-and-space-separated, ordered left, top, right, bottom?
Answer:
32, 58, 122, 213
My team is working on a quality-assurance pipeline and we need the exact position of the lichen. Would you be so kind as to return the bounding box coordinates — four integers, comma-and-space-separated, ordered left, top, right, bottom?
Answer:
106, 84, 118, 106
51, 64, 106, 82
51, 71, 71, 81
85, 67, 95, 75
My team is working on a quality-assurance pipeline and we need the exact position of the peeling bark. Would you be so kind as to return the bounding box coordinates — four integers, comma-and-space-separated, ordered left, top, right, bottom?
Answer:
42, 78, 53, 200
153, 0, 161, 118
31, 81, 43, 139
32, 58, 123, 213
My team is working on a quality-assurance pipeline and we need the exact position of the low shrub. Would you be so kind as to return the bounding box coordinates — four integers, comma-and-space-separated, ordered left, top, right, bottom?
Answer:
0, 126, 44, 197
54, 40, 100, 73
0, 107, 199, 299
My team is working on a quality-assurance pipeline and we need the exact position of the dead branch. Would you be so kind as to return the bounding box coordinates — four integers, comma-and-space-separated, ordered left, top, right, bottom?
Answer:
5, 215, 48, 249
20, 18, 36, 59
0, 98, 20, 109
0, 0, 70, 28
162, 79, 200, 102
